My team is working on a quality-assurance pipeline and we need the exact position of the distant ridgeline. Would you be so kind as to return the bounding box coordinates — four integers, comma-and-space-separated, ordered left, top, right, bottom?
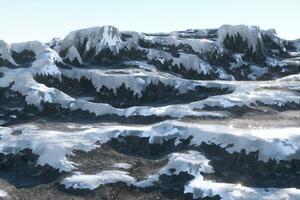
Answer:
0, 24, 299, 81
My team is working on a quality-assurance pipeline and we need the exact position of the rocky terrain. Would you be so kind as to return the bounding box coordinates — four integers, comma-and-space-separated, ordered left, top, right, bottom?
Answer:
0, 24, 300, 199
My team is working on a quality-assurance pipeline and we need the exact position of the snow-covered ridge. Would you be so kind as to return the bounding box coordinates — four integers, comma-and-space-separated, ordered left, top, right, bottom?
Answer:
1, 24, 299, 81
0, 40, 63, 79
217, 24, 263, 53
58, 25, 123, 56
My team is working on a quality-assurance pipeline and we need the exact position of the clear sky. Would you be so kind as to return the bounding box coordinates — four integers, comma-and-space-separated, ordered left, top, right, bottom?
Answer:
1, 0, 300, 43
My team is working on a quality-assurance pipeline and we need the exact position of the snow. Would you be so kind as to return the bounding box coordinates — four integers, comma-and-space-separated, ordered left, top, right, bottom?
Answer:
191, 80, 300, 110
0, 67, 69, 107
1, 59, 299, 121
0, 39, 62, 77
61, 66, 204, 95
147, 49, 213, 75
60, 150, 300, 199
186, 178, 300, 200
61, 170, 160, 190
1, 24, 300, 200
159, 151, 213, 176
111, 163, 132, 169
0, 190, 8, 198
64, 46, 83, 65
265, 57, 300, 68
59, 25, 123, 56
0, 121, 299, 172
217, 25, 263, 52
248, 65, 268, 80
61, 170, 136, 190
0, 40, 17, 65
146, 35, 179, 47
0, 189, 8, 197
180, 38, 217, 53
10, 41, 45, 55
293, 39, 300, 51
145, 35, 216, 54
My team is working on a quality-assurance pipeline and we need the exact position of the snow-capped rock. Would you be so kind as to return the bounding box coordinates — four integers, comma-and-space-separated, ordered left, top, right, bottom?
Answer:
64, 45, 83, 65
58, 25, 123, 58
0, 40, 17, 66
217, 24, 264, 54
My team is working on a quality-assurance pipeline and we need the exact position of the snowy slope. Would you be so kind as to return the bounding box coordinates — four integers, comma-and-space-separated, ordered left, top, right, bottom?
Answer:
0, 24, 300, 200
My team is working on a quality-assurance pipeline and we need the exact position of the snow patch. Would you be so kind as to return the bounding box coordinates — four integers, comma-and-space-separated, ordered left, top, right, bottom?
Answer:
111, 163, 132, 170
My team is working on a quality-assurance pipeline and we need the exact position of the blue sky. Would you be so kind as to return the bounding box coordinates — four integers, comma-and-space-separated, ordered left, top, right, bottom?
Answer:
1, 0, 300, 42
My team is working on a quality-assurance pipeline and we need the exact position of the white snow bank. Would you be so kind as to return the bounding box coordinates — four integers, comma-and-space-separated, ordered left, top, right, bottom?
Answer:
191, 80, 300, 109
0, 40, 63, 77
61, 66, 213, 95
180, 38, 217, 54
139, 121, 300, 161
185, 177, 300, 200
0, 65, 225, 119
61, 170, 136, 190
278, 73, 300, 82
147, 49, 213, 75
0, 121, 299, 172
159, 151, 213, 176
145, 35, 217, 54
0, 68, 69, 107
60, 150, 300, 199
61, 170, 159, 190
